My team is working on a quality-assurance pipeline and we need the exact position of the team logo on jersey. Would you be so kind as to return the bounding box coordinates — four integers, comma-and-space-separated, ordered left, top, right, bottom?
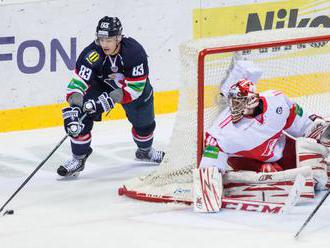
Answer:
294, 103, 303, 117
203, 146, 219, 159
276, 107, 283, 114
261, 138, 277, 157
86, 51, 100, 64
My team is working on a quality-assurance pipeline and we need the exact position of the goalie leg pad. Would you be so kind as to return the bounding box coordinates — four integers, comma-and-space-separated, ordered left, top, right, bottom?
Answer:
223, 166, 314, 204
296, 137, 329, 190
193, 167, 223, 213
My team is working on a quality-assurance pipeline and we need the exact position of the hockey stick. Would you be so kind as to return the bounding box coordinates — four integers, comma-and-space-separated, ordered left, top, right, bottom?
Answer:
0, 113, 87, 214
294, 189, 330, 239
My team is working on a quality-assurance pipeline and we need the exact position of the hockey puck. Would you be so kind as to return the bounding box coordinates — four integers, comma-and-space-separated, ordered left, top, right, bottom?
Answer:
118, 187, 124, 195
3, 209, 14, 216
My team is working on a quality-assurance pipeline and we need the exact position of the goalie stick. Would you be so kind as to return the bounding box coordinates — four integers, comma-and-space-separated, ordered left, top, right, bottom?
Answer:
0, 113, 87, 214
294, 189, 330, 239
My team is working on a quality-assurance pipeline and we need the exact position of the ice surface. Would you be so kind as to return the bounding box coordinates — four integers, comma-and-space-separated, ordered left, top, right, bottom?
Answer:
0, 113, 329, 248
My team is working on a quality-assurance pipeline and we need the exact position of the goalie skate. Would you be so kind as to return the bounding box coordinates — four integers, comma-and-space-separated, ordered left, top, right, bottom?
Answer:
57, 148, 93, 177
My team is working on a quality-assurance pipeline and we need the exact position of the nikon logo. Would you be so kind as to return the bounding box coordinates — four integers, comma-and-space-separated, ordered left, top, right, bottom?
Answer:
246, 8, 330, 33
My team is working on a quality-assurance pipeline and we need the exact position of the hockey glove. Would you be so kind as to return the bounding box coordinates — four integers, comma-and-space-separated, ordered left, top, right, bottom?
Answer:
83, 92, 115, 114
306, 116, 330, 147
62, 106, 84, 137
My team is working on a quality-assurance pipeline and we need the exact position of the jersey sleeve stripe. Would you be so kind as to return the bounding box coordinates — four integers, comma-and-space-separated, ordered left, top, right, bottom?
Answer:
283, 105, 297, 130
121, 75, 148, 104
204, 132, 223, 152
125, 75, 148, 81
219, 115, 232, 128
122, 91, 133, 104
66, 71, 89, 101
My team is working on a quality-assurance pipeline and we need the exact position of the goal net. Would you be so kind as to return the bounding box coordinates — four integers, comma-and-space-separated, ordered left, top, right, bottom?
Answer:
119, 28, 330, 204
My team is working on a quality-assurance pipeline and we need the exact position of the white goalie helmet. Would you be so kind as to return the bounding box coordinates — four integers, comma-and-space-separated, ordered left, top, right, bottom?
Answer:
227, 79, 260, 123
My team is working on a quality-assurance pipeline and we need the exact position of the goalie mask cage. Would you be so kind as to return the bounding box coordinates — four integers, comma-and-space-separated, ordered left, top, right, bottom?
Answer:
119, 28, 330, 204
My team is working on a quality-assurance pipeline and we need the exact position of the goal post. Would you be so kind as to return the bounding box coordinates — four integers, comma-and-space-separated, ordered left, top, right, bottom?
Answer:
119, 28, 330, 204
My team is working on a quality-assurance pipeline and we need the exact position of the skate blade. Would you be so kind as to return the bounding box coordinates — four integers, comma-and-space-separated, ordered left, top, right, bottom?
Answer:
134, 158, 161, 165
56, 172, 81, 181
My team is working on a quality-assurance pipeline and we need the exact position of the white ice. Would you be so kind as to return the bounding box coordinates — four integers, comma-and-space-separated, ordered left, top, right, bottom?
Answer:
0, 113, 329, 248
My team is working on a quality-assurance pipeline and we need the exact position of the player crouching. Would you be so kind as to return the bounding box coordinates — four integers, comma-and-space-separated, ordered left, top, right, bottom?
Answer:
193, 76, 330, 212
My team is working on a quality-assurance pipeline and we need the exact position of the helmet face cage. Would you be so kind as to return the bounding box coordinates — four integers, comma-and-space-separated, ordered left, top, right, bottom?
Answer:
228, 96, 247, 123
96, 16, 123, 41
227, 79, 259, 123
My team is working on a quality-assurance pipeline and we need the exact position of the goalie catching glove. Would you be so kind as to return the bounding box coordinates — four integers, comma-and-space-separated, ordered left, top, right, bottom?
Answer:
62, 106, 84, 137
306, 116, 330, 147
83, 92, 115, 114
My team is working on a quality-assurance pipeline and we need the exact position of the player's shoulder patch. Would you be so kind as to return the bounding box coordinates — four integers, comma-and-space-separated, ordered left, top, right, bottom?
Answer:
294, 103, 303, 117
85, 50, 100, 65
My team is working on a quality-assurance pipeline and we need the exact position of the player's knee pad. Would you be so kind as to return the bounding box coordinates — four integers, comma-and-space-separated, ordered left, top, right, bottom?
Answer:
132, 122, 156, 148
133, 121, 156, 137
296, 137, 328, 190
70, 133, 92, 156
223, 166, 314, 203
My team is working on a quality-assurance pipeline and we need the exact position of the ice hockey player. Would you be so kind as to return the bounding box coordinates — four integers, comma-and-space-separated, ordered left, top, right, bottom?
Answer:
193, 60, 330, 212
57, 16, 165, 177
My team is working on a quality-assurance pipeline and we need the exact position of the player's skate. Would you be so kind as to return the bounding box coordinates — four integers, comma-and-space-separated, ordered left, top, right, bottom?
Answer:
57, 148, 93, 177
135, 147, 165, 163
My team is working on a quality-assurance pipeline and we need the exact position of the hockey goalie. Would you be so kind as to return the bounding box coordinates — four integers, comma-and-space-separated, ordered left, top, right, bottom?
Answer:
194, 60, 330, 213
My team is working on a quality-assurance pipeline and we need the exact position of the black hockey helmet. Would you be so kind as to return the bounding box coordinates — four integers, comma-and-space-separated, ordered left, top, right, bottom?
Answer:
96, 16, 123, 38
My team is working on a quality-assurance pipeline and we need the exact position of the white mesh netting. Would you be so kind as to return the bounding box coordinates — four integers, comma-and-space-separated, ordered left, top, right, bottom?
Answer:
120, 28, 330, 203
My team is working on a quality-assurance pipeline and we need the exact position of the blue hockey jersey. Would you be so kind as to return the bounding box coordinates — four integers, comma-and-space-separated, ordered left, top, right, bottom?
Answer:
66, 37, 150, 104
